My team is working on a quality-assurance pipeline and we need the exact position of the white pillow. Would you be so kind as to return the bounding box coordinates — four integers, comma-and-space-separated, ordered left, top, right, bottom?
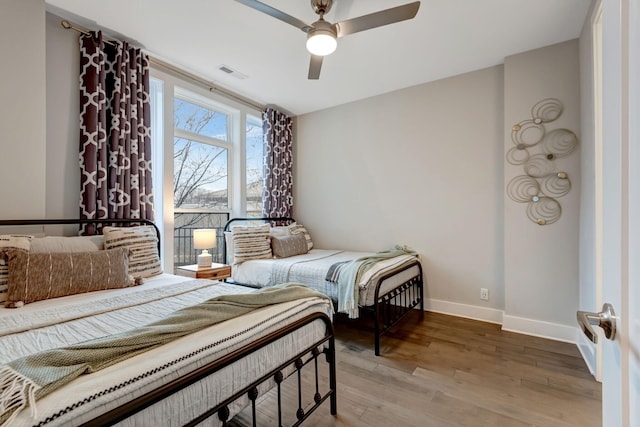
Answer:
31, 235, 104, 253
269, 226, 291, 237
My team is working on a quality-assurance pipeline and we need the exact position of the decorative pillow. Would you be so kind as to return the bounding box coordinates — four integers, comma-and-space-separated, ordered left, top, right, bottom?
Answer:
269, 226, 291, 237
231, 224, 272, 264
5, 248, 134, 307
31, 235, 104, 253
0, 235, 32, 304
288, 223, 313, 251
224, 231, 234, 265
103, 225, 162, 278
271, 233, 308, 258
0, 260, 7, 304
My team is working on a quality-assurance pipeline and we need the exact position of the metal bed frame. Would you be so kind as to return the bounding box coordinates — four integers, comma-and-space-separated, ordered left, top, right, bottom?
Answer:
0, 218, 337, 426
223, 217, 424, 356
84, 312, 336, 427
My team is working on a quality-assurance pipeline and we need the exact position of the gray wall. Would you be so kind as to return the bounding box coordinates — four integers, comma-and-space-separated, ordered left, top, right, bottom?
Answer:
295, 66, 506, 318
296, 40, 582, 341
0, 0, 47, 218
45, 11, 81, 219
502, 40, 581, 340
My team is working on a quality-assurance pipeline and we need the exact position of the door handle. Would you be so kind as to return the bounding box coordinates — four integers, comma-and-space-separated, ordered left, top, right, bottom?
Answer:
577, 303, 616, 343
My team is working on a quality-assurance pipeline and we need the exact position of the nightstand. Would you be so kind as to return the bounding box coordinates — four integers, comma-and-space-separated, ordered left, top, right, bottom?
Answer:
174, 263, 232, 280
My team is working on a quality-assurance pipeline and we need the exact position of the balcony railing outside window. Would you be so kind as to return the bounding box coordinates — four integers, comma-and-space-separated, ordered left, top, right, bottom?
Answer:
174, 212, 229, 266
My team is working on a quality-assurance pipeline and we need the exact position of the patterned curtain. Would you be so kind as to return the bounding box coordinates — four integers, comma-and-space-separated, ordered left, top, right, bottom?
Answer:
79, 31, 153, 234
262, 108, 293, 218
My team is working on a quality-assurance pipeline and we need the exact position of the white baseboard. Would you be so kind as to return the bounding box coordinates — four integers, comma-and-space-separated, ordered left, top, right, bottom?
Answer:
425, 298, 503, 324
576, 332, 599, 379
424, 298, 579, 344
502, 314, 578, 344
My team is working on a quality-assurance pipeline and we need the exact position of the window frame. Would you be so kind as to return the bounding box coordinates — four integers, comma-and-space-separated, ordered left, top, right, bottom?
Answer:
245, 113, 265, 218
174, 87, 234, 147
173, 89, 234, 212
149, 68, 263, 272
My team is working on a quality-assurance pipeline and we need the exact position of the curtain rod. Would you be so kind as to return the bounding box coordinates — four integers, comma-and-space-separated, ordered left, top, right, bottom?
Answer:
60, 20, 266, 112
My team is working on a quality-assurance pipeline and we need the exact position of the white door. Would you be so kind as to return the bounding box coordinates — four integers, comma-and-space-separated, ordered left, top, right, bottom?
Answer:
598, 0, 640, 425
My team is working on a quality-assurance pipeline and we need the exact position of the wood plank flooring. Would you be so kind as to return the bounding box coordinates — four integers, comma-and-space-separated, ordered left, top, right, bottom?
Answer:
230, 310, 601, 427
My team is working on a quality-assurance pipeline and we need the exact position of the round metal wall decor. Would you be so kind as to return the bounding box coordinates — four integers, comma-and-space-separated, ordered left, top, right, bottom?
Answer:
506, 98, 578, 226
527, 197, 562, 225
531, 98, 563, 123
506, 146, 530, 165
523, 154, 556, 178
507, 175, 540, 203
511, 120, 546, 147
542, 128, 579, 157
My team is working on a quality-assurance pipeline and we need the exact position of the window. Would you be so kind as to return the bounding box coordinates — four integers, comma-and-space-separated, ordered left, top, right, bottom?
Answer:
174, 99, 229, 141
149, 72, 263, 269
173, 97, 230, 211
246, 114, 264, 217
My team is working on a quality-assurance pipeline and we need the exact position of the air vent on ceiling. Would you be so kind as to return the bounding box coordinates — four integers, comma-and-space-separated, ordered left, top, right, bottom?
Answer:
217, 64, 247, 80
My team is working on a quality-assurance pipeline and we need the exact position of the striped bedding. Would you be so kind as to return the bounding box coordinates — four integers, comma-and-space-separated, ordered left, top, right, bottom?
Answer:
0, 274, 332, 426
232, 249, 421, 308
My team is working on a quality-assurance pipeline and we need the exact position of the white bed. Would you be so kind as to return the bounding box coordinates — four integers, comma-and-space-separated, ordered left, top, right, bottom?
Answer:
0, 219, 336, 427
232, 249, 421, 308
224, 217, 424, 356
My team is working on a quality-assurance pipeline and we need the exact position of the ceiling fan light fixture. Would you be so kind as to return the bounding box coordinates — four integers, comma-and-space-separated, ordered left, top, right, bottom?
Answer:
306, 19, 337, 56
235, 0, 421, 78
306, 31, 337, 56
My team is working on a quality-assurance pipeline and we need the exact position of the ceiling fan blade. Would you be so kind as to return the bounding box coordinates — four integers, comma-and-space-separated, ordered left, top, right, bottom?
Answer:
333, 1, 420, 38
235, 0, 312, 32
308, 55, 323, 80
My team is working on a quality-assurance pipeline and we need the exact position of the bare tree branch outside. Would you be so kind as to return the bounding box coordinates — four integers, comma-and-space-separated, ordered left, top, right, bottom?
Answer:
174, 99, 228, 211
172, 98, 263, 265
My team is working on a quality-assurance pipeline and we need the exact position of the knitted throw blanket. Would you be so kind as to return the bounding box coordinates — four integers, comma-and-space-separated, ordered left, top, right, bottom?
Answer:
0, 283, 329, 426
337, 245, 417, 318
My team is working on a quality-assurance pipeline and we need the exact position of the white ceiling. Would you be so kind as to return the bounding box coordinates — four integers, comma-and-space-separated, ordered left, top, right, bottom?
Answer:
45, 0, 592, 116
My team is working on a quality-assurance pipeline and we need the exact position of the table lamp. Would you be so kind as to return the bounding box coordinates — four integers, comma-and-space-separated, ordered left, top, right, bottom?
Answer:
193, 228, 216, 269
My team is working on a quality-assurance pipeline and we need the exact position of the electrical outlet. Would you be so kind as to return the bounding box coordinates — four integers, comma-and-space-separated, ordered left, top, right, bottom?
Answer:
480, 288, 489, 300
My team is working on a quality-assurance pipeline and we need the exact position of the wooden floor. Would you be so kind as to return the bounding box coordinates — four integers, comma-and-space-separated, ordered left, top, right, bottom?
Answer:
231, 310, 602, 427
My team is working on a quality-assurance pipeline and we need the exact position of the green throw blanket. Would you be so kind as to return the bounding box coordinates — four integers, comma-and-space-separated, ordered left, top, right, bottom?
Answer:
0, 283, 329, 426
337, 245, 417, 318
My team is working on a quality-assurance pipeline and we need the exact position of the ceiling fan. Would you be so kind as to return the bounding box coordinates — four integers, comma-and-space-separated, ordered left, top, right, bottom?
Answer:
235, 0, 421, 79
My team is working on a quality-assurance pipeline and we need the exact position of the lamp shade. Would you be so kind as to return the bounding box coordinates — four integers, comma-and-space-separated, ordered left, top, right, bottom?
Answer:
193, 229, 216, 250
306, 32, 337, 56
306, 20, 337, 56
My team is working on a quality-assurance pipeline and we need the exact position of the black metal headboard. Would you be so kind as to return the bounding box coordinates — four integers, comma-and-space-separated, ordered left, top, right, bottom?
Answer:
0, 218, 161, 255
222, 217, 295, 264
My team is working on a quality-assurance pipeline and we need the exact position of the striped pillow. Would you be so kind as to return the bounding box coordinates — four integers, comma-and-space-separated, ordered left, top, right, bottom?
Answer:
5, 248, 134, 307
0, 235, 32, 304
0, 258, 9, 305
289, 223, 313, 251
231, 224, 272, 264
271, 233, 308, 258
103, 225, 162, 278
